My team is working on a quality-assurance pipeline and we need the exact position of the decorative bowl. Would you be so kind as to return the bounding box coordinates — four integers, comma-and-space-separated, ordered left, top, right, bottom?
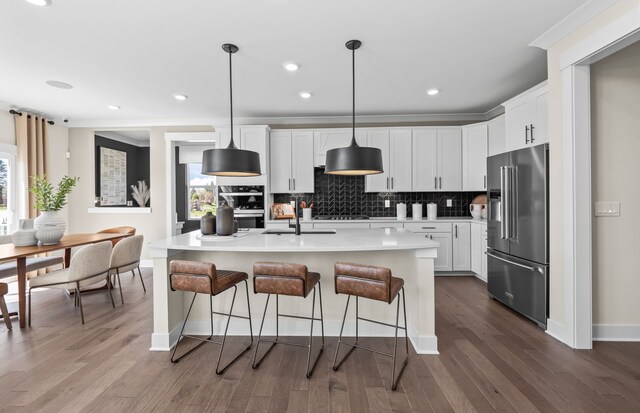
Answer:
12, 229, 38, 247
36, 227, 65, 245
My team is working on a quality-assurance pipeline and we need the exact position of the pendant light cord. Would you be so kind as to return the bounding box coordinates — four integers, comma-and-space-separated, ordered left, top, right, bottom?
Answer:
350, 45, 357, 147
228, 48, 236, 149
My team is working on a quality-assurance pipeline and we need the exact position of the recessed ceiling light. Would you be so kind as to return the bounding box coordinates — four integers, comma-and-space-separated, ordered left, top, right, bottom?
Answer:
107, 105, 121, 110
25, 0, 51, 6
283, 62, 299, 72
173, 94, 188, 101
299, 91, 312, 99
427, 89, 439, 96
45, 80, 73, 89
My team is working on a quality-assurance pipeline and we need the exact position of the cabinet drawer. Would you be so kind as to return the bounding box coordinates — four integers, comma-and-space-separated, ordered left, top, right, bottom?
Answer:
369, 222, 403, 229
404, 222, 452, 233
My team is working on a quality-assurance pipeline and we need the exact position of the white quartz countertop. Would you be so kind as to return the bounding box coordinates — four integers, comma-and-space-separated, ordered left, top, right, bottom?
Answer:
148, 228, 440, 253
267, 217, 487, 225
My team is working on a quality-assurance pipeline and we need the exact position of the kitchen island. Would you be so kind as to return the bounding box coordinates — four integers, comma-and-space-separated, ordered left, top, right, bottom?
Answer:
148, 228, 440, 354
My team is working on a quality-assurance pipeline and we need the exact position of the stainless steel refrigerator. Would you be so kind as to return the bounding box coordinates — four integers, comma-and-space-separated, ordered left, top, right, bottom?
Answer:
487, 143, 548, 328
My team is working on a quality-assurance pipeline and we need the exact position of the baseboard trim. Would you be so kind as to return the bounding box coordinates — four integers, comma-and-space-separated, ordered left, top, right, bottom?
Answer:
546, 318, 568, 345
149, 322, 184, 351
593, 324, 640, 342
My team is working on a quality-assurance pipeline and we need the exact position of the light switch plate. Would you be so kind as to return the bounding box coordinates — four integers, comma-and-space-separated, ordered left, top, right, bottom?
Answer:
594, 202, 620, 217
446, 199, 453, 207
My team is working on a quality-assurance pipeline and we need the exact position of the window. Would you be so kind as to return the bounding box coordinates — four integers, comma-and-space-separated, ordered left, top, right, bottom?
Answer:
187, 163, 216, 219
0, 145, 16, 235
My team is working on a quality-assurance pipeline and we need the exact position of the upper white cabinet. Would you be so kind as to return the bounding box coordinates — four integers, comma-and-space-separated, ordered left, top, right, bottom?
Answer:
217, 126, 269, 175
313, 129, 366, 167
269, 130, 314, 193
462, 123, 488, 191
413, 128, 462, 191
487, 114, 506, 156
503, 82, 548, 151
365, 129, 412, 192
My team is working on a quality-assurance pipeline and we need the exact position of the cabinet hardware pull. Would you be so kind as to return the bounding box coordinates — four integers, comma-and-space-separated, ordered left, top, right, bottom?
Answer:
484, 175, 487, 189
455, 225, 458, 238
391, 177, 394, 189
422, 226, 436, 229
434, 177, 437, 190
525, 125, 530, 144
387, 177, 389, 189
530, 124, 535, 143
439, 177, 442, 189
288, 178, 291, 191
293, 178, 295, 190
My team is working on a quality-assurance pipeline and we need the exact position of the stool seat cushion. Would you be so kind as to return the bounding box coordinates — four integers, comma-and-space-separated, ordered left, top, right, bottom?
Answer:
334, 262, 404, 304
170, 260, 247, 295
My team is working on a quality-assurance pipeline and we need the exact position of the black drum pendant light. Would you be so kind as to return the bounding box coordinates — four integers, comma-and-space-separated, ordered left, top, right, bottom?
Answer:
202, 43, 261, 176
325, 40, 383, 175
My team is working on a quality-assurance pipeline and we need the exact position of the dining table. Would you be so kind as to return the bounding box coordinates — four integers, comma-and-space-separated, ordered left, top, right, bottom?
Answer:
0, 233, 130, 328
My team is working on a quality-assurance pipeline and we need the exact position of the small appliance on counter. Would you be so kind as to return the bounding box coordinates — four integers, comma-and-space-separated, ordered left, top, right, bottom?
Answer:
412, 203, 423, 220
396, 203, 406, 220
427, 202, 438, 220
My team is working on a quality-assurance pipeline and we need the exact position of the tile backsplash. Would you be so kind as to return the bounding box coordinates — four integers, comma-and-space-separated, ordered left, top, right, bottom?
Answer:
273, 168, 485, 218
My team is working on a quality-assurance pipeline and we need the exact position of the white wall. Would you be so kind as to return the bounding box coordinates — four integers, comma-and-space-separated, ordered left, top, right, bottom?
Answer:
0, 111, 16, 146
67, 125, 213, 259
545, 0, 639, 325
590, 40, 640, 325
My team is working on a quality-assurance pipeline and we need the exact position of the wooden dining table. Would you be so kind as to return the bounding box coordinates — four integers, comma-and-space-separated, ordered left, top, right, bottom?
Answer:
0, 233, 130, 328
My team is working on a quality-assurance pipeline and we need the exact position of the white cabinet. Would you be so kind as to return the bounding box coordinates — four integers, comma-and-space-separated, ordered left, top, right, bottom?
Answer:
462, 123, 488, 191
504, 82, 548, 151
313, 129, 366, 167
216, 126, 269, 175
452, 223, 471, 271
365, 129, 412, 192
412, 128, 462, 191
269, 130, 314, 193
471, 222, 487, 281
487, 114, 506, 156
430, 233, 453, 271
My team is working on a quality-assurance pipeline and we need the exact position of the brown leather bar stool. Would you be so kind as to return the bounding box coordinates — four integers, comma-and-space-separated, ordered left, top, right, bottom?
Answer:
169, 260, 253, 374
252, 262, 324, 378
332, 262, 408, 390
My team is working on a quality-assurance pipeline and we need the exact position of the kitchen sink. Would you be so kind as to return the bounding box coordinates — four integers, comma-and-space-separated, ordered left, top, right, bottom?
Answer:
262, 229, 337, 235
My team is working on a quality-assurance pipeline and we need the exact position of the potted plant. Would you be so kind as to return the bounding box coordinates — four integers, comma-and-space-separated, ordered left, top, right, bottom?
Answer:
28, 175, 79, 244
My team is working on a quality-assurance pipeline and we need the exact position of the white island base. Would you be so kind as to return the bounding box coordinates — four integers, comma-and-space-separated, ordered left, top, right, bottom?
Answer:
149, 229, 439, 354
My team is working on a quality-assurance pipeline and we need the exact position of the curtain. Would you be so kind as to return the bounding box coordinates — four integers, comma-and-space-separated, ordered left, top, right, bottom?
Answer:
14, 113, 48, 219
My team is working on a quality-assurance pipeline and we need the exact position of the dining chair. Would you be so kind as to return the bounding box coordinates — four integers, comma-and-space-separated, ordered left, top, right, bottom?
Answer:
97, 226, 136, 247
0, 282, 12, 330
108, 234, 145, 304
28, 241, 113, 325
0, 235, 65, 280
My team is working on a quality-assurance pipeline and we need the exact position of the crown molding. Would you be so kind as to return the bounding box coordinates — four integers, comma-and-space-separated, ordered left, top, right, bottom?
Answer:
94, 131, 150, 147
530, 0, 619, 50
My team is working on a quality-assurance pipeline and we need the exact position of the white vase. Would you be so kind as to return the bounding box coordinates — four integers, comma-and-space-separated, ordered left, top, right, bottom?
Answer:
34, 211, 66, 244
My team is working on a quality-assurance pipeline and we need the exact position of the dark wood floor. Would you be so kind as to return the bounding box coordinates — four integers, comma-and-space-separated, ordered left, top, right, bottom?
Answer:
1, 272, 639, 412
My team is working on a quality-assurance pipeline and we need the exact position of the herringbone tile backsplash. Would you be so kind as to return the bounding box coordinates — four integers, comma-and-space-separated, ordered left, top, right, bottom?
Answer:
273, 168, 485, 218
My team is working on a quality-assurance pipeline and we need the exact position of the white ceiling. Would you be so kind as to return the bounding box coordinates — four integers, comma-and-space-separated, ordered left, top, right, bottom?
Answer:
0, 0, 587, 127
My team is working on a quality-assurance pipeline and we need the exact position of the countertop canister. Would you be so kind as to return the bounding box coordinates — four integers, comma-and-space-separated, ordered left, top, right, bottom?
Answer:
396, 203, 407, 220
427, 202, 438, 219
412, 203, 423, 220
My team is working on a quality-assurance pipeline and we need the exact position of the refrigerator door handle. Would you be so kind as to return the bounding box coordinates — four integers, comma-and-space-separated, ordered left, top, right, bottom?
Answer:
500, 166, 507, 239
485, 251, 536, 272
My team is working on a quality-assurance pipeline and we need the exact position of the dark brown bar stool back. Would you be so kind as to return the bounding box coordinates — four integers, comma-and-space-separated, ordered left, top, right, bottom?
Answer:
169, 260, 253, 374
332, 262, 408, 390
252, 262, 324, 378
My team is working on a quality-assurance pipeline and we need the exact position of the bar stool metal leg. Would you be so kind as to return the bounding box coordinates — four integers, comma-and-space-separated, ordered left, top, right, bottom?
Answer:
252, 293, 278, 369
214, 281, 254, 374
305, 283, 325, 378
170, 291, 207, 363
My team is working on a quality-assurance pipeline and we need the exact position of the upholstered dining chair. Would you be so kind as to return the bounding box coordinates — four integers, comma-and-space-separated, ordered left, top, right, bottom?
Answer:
97, 226, 136, 247
28, 241, 113, 325
108, 234, 145, 304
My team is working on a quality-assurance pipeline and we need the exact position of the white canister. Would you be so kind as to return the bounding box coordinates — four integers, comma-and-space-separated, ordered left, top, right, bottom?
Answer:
302, 208, 312, 222
412, 203, 423, 220
427, 202, 438, 220
396, 203, 407, 220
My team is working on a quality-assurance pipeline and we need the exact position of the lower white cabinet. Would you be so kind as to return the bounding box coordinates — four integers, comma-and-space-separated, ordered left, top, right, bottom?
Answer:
452, 223, 471, 271
427, 232, 453, 271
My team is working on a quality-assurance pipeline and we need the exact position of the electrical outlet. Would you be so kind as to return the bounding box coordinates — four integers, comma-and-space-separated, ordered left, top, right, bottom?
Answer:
594, 202, 620, 217
446, 199, 452, 207
384, 199, 390, 208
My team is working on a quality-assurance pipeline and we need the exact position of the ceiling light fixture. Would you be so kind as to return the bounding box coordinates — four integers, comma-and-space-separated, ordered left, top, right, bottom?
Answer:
25, 0, 51, 6
325, 40, 383, 176
201, 44, 261, 177
427, 89, 439, 96
299, 91, 312, 99
173, 94, 188, 101
283, 62, 299, 72
107, 105, 121, 110
46, 80, 73, 89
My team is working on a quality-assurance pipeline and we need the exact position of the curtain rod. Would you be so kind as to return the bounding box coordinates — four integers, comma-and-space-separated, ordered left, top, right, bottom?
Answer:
9, 109, 55, 125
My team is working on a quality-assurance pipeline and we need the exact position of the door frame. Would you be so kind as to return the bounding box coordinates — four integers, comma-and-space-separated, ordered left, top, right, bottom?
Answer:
555, 6, 640, 349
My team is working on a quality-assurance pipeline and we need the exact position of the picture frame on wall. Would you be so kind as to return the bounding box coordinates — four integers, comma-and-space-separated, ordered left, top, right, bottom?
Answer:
99, 147, 127, 206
